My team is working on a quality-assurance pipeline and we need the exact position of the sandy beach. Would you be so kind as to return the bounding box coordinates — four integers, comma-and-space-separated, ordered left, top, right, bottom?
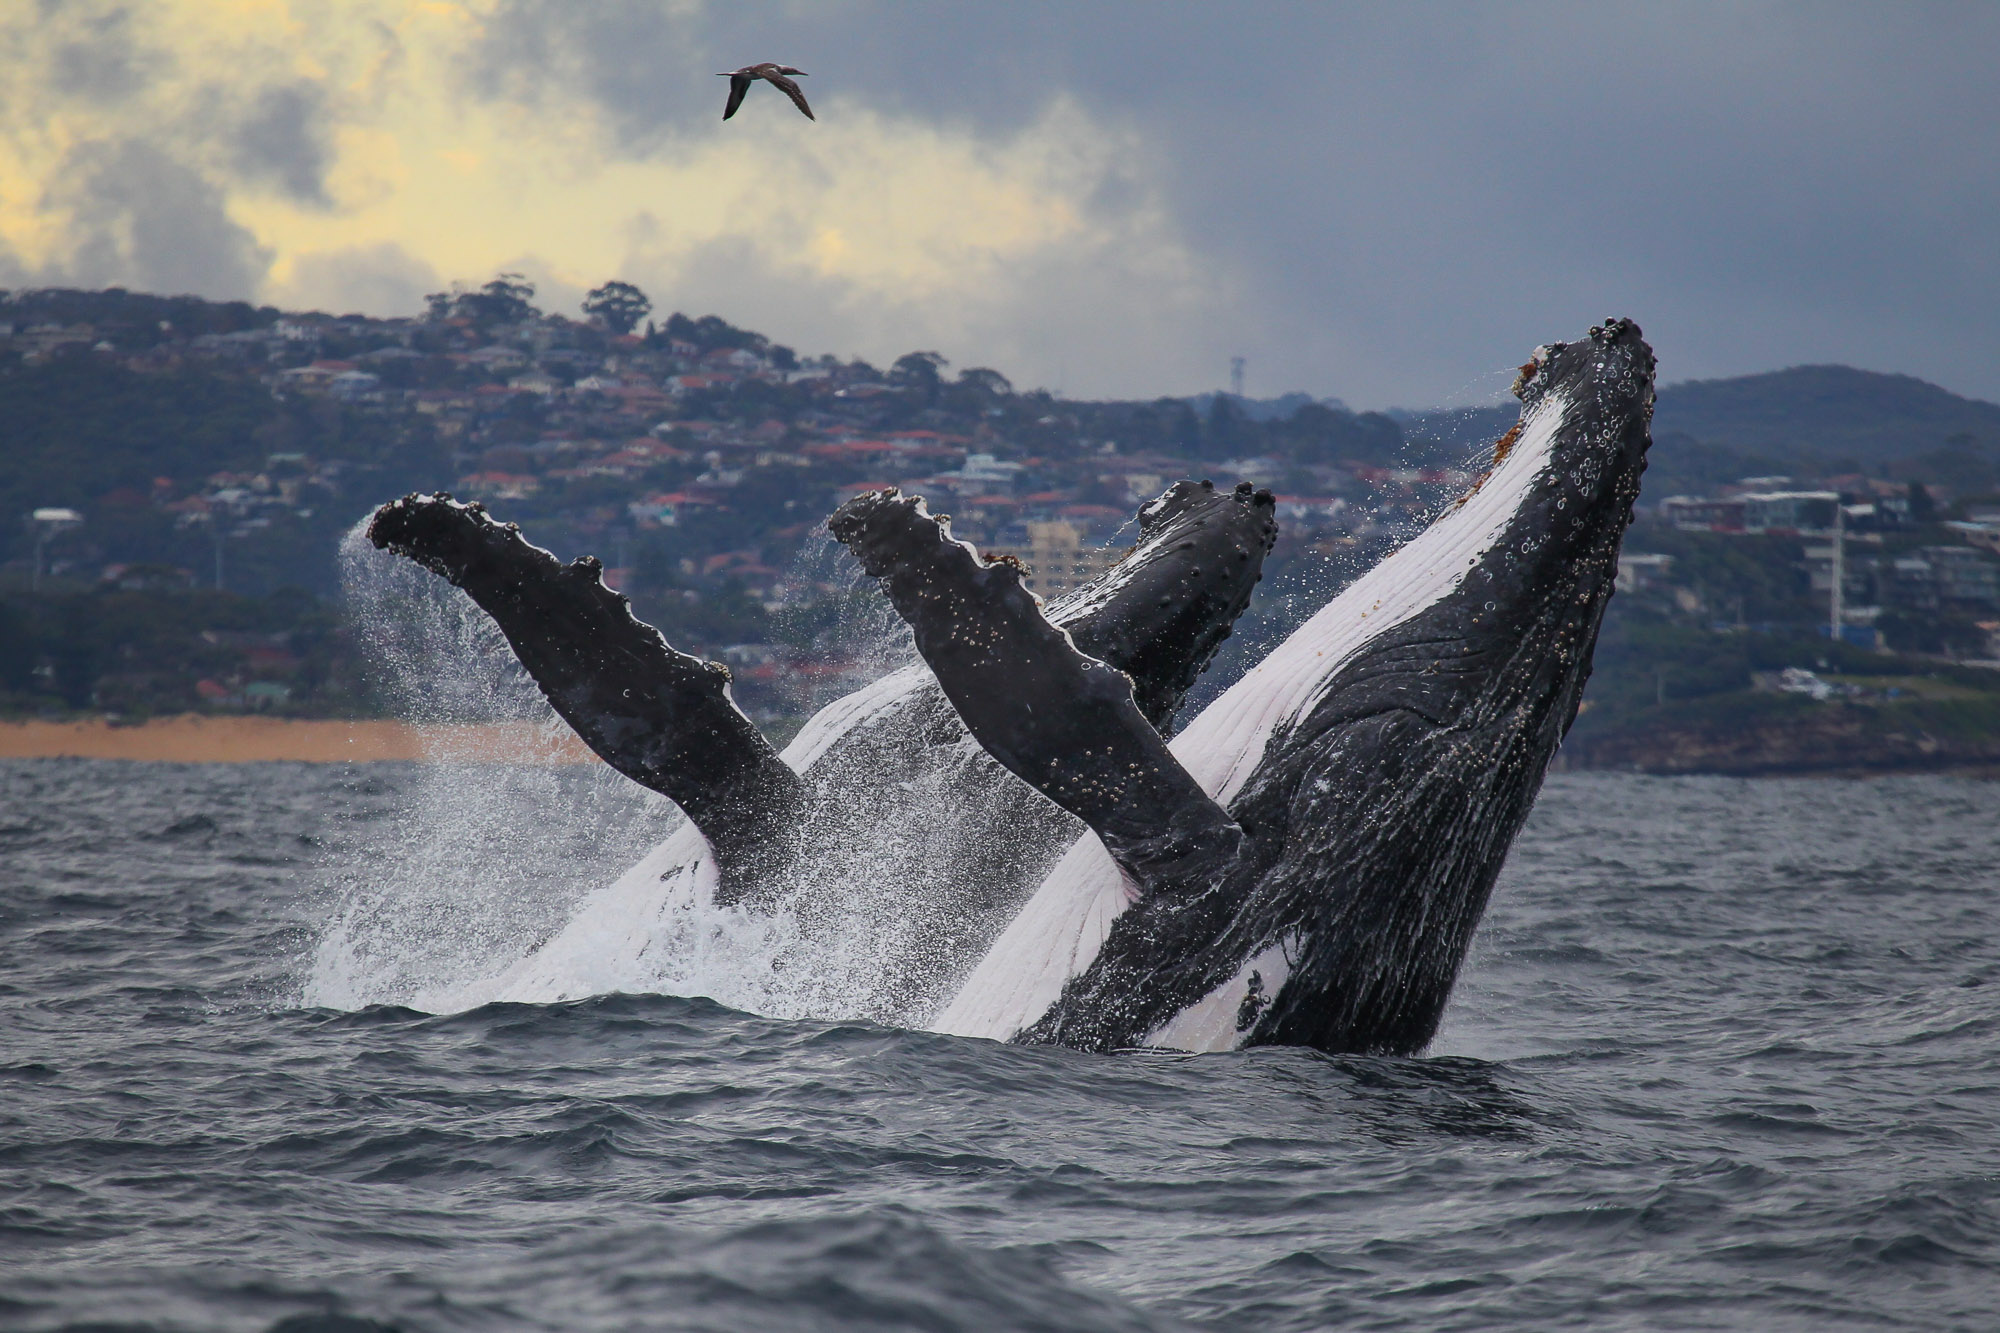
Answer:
0, 716, 601, 765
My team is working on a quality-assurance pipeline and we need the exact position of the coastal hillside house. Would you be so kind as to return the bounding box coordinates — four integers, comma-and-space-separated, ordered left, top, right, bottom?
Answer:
455, 471, 540, 501
1661, 494, 1747, 531
946, 453, 1025, 491
1772, 666, 1840, 701
275, 360, 357, 393
611, 437, 687, 463
1274, 496, 1348, 525
8, 322, 97, 358
358, 345, 423, 366
1801, 545, 1877, 608
1889, 547, 2000, 609
468, 344, 528, 372
242, 681, 292, 710
626, 491, 720, 528
1616, 552, 1675, 594
507, 371, 560, 395
413, 389, 479, 414
627, 495, 680, 526
593, 439, 686, 473
1947, 517, 2000, 556
328, 370, 382, 399
1742, 491, 1842, 534
1659, 486, 1953, 538
606, 383, 670, 415
705, 347, 766, 372
1664, 490, 1844, 535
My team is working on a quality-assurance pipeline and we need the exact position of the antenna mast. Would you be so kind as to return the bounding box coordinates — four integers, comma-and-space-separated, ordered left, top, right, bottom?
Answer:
1229, 356, 1245, 399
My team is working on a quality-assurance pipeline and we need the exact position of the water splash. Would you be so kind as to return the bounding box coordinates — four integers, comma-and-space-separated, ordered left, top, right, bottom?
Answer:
765, 526, 919, 718
306, 522, 676, 1009
307, 518, 1025, 1029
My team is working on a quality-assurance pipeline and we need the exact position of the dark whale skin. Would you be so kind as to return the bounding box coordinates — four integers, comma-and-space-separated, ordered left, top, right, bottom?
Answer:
1031, 321, 1654, 1055
1236, 321, 1655, 1054
856, 321, 1655, 1057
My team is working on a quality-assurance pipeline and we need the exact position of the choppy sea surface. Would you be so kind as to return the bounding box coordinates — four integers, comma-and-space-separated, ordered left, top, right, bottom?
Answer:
4, 759, 1998, 1332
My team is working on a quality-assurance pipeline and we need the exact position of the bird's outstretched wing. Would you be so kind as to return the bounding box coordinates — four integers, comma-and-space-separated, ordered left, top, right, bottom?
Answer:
768, 73, 815, 121
722, 73, 751, 120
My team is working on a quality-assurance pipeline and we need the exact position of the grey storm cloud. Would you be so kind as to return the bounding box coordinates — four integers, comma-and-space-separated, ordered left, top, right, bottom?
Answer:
465, 1, 2000, 408
221, 81, 336, 205
42, 139, 271, 299
34, 4, 336, 206
45, 4, 163, 105
466, 1, 717, 151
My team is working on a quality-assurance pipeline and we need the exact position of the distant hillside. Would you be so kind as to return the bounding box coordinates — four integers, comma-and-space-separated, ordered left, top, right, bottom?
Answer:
1395, 364, 2000, 496
1655, 365, 2000, 467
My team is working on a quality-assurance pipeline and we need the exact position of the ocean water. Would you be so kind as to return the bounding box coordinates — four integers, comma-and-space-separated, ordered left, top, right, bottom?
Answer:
3, 759, 1998, 1331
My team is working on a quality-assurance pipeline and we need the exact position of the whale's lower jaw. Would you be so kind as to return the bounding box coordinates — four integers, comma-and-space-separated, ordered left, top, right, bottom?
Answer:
1007, 696, 1580, 1057
1239, 695, 1576, 1053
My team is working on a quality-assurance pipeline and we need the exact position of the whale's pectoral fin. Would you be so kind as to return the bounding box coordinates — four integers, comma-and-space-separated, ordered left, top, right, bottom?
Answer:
367, 493, 803, 895
829, 489, 1244, 893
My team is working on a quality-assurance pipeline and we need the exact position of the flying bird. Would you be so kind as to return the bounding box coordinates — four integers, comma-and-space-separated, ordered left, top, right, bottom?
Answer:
719, 63, 814, 121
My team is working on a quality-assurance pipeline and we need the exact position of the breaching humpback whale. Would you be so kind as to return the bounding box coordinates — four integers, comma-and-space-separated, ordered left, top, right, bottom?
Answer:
367, 318, 1654, 1055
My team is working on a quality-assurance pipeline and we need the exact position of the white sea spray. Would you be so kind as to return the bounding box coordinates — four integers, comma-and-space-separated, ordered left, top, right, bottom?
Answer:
308, 519, 996, 1027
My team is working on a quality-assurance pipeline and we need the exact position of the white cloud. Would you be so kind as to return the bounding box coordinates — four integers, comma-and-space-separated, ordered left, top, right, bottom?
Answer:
3, 3, 1996, 406
0, 3, 1230, 393
266, 240, 440, 316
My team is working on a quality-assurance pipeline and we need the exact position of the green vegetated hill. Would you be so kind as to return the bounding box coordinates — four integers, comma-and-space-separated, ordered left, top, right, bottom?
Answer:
3, 284, 1998, 772
1657, 366, 2000, 469
1566, 620, 2000, 777
1404, 365, 2000, 495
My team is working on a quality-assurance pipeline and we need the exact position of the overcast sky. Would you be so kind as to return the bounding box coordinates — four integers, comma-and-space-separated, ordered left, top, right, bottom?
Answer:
3, 2, 1995, 408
